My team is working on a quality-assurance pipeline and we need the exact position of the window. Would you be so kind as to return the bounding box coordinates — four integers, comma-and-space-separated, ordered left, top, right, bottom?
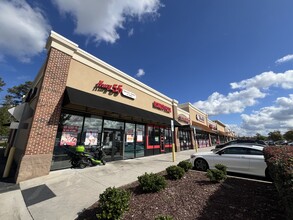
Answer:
103, 119, 124, 130
221, 147, 248, 155
248, 149, 263, 155
82, 116, 102, 148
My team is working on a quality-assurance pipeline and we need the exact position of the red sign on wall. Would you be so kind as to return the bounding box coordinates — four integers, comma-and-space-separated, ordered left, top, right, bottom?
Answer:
178, 114, 190, 124
153, 101, 171, 113
93, 80, 123, 93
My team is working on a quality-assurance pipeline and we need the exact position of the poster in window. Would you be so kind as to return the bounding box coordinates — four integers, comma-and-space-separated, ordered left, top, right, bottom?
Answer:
84, 129, 98, 146
60, 125, 78, 146
126, 129, 134, 143
126, 134, 134, 143
137, 130, 143, 142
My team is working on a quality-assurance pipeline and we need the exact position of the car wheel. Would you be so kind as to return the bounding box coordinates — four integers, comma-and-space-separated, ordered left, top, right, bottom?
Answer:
194, 158, 209, 171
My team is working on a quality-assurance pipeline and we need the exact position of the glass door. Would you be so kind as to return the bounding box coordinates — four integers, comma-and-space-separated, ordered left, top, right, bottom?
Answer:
124, 123, 145, 159
102, 129, 123, 161
124, 123, 135, 159
135, 124, 145, 158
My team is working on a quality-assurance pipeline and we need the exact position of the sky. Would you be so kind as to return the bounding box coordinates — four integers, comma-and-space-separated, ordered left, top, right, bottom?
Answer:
1, 0, 293, 137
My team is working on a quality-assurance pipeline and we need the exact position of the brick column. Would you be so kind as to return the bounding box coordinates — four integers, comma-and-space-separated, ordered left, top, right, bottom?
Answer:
16, 48, 71, 183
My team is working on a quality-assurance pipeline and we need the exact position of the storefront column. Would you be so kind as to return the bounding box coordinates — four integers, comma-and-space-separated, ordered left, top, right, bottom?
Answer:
191, 129, 196, 150
174, 127, 180, 152
15, 46, 73, 183
208, 133, 212, 147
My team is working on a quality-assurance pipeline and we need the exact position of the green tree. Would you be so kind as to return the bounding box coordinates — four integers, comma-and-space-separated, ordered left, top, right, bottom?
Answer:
255, 133, 266, 140
0, 77, 10, 136
4, 81, 32, 106
283, 130, 293, 142
268, 130, 282, 142
0, 106, 10, 136
0, 77, 5, 92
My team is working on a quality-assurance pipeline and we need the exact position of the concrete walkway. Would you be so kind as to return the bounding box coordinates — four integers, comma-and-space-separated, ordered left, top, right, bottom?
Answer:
0, 147, 214, 220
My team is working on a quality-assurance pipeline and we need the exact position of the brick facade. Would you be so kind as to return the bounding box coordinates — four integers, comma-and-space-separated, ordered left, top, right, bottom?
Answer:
16, 48, 71, 182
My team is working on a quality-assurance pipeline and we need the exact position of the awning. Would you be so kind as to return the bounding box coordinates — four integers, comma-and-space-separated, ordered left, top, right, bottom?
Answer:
192, 121, 217, 134
8, 103, 26, 121
63, 87, 180, 126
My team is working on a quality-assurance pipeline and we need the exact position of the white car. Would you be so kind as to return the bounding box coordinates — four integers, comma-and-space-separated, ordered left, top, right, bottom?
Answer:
190, 145, 269, 178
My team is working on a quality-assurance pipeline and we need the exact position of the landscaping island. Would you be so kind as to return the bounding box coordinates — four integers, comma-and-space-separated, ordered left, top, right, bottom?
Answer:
77, 170, 285, 220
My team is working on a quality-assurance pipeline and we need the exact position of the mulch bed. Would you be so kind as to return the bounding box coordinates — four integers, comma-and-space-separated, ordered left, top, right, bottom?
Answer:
76, 171, 285, 220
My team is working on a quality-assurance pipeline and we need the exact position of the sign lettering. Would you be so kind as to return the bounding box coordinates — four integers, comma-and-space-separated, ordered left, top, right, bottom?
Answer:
153, 101, 171, 113
93, 80, 123, 93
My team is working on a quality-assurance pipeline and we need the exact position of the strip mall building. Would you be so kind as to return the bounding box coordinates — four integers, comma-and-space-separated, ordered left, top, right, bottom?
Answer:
6, 31, 235, 183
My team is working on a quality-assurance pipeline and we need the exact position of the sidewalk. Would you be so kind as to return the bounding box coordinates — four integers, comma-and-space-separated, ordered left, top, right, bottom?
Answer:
0, 147, 214, 220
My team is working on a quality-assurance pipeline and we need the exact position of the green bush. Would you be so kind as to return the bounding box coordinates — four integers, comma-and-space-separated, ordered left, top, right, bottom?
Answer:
155, 215, 174, 220
177, 160, 192, 172
166, 165, 185, 180
206, 164, 227, 183
138, 172, 167, 193
96, 187, 130, 220
215, 164, 227, 175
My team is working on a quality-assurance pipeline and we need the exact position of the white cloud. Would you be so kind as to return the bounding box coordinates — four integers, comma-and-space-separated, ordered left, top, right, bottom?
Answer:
230, 70, 293, 90
135, 68, 145, 78
0, 0, 50, 62
53, 0, 162, 44
275, 54, 293, 64
193, 87, 266, 115
128, 28, 134, 37
194, 70, 293, 116
238, 94, 293, 136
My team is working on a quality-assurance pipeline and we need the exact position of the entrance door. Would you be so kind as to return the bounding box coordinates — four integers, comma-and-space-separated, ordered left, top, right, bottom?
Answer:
124, 123, 145, 159
102, 129, 123, 161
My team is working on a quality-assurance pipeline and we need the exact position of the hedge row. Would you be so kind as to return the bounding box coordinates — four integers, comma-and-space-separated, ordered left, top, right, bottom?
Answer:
263, 146, 293, 220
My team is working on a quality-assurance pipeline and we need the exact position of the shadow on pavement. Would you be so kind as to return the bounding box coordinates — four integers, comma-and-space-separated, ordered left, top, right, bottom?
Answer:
0, 147, 19, 194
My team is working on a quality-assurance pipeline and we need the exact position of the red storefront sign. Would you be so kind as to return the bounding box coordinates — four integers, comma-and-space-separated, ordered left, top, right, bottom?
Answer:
153, 101, 171, 113
178, 114, 190, 124
93, 80, 123, 93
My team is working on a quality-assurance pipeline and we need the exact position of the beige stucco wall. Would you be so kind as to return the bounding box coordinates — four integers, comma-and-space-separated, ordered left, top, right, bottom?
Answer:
176, 108, 190, 125
216, 124, 226, 132
66, 59, 173, 119
179, 103, 208, 126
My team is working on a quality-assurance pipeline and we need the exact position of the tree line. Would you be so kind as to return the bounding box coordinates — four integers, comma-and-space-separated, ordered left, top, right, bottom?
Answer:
240, 130, 293, 143
0, 77, 32, 136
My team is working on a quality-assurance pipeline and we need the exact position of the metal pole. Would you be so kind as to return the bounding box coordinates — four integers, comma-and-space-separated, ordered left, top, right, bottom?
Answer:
193, 127, 198, 152
171, 120, 176, 162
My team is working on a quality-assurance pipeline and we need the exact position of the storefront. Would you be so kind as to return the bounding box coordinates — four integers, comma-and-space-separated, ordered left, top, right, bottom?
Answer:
6, 31, 234, 183
178, 103, 212, 148
175, 109, 194, 151
9, 31, 181, 183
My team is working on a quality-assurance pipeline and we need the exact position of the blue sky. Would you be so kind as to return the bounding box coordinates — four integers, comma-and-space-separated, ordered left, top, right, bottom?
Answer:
1, 0, 293, 136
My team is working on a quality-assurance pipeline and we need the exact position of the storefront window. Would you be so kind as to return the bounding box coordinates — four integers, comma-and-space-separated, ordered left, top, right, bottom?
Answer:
103, 119, 124, 130
82, 116, 102, 150
51, 113, 84, 170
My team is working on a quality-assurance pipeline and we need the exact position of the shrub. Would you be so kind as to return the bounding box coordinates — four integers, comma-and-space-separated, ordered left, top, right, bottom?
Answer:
155, 215, 174, 220
96, 187, 130, 220
177, 160, 192, 172
206, 164, 227, 183
263, 146, 293, 220
138, 172, 167, 193
215, 164, 227, 175
166, 165, 185, 180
